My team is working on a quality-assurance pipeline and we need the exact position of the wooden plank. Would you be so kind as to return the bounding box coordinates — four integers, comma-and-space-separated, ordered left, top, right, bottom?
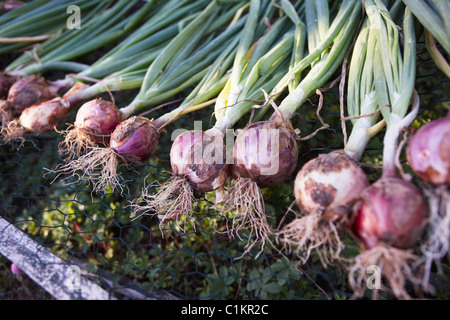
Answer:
0, 217, 115, 300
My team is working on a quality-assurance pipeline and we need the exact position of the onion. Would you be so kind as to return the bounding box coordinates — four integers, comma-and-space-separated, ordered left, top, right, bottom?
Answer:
2, 97, 70, 146
19, 97, 70, 133
347, 176, 428, 299
344, 84, 428, 300
220, 120, 298, 257
83, 100, 123, 144
6, 75, 63, 114
276, 150, 369, 265
110, 116, 158, 163
59, 99, 122, 158
406, 116, 450, 186
350, 177, 427, 251
406, 115, 450, 285
0, 73, 17, 99
131, 128, 229, 227
232, 121, 298, 188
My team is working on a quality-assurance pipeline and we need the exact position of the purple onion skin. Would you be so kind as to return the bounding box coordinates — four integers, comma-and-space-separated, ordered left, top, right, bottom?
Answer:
0, 73, 17, 99
110, 116, 158, 162
170, 130, 229, 192
7, 76, 60, 114
75, 99, 121, 144
294, 151, 369, 219
171, 130, 204, 174
233, 121, 298, 188
350, 177, 427, 250
20, 98, 70, 133
406, 116, 450, 186
1, 0, 25, 11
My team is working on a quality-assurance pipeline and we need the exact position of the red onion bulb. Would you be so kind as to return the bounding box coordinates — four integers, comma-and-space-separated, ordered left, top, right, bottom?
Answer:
350, 177, 427, 250
406, 116, 450, 185
232, 121, 298, 187
74, 99, 122, 144
170, 129, 229, 192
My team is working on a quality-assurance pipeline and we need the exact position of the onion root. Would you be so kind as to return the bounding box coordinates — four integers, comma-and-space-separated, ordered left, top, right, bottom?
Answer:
275, 208, 344, 268
130, 174, 195, 231
218, 177, 273, 259
347, 244, 432, 300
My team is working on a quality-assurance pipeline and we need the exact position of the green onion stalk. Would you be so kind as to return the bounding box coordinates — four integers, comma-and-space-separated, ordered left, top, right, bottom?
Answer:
217, 0, 362, 259
0, 0, 158, 136
402, 0, 450, 77
346, 1, 430, 300
129, 0, 299, 238
49, 0, 247, 194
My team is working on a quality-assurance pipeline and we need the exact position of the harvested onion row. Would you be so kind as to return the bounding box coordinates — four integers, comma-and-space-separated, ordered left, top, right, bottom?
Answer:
132, 0, 303, 257
0, 0, 206, 146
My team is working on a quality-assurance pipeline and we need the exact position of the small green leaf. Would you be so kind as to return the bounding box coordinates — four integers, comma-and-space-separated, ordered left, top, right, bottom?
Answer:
263, 282, 282, 294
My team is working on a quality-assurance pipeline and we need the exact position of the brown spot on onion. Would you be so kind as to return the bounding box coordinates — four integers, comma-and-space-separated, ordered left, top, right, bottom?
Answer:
19, 97, 70, 133
304, 179, 337, 210
294, 150, 369, 220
